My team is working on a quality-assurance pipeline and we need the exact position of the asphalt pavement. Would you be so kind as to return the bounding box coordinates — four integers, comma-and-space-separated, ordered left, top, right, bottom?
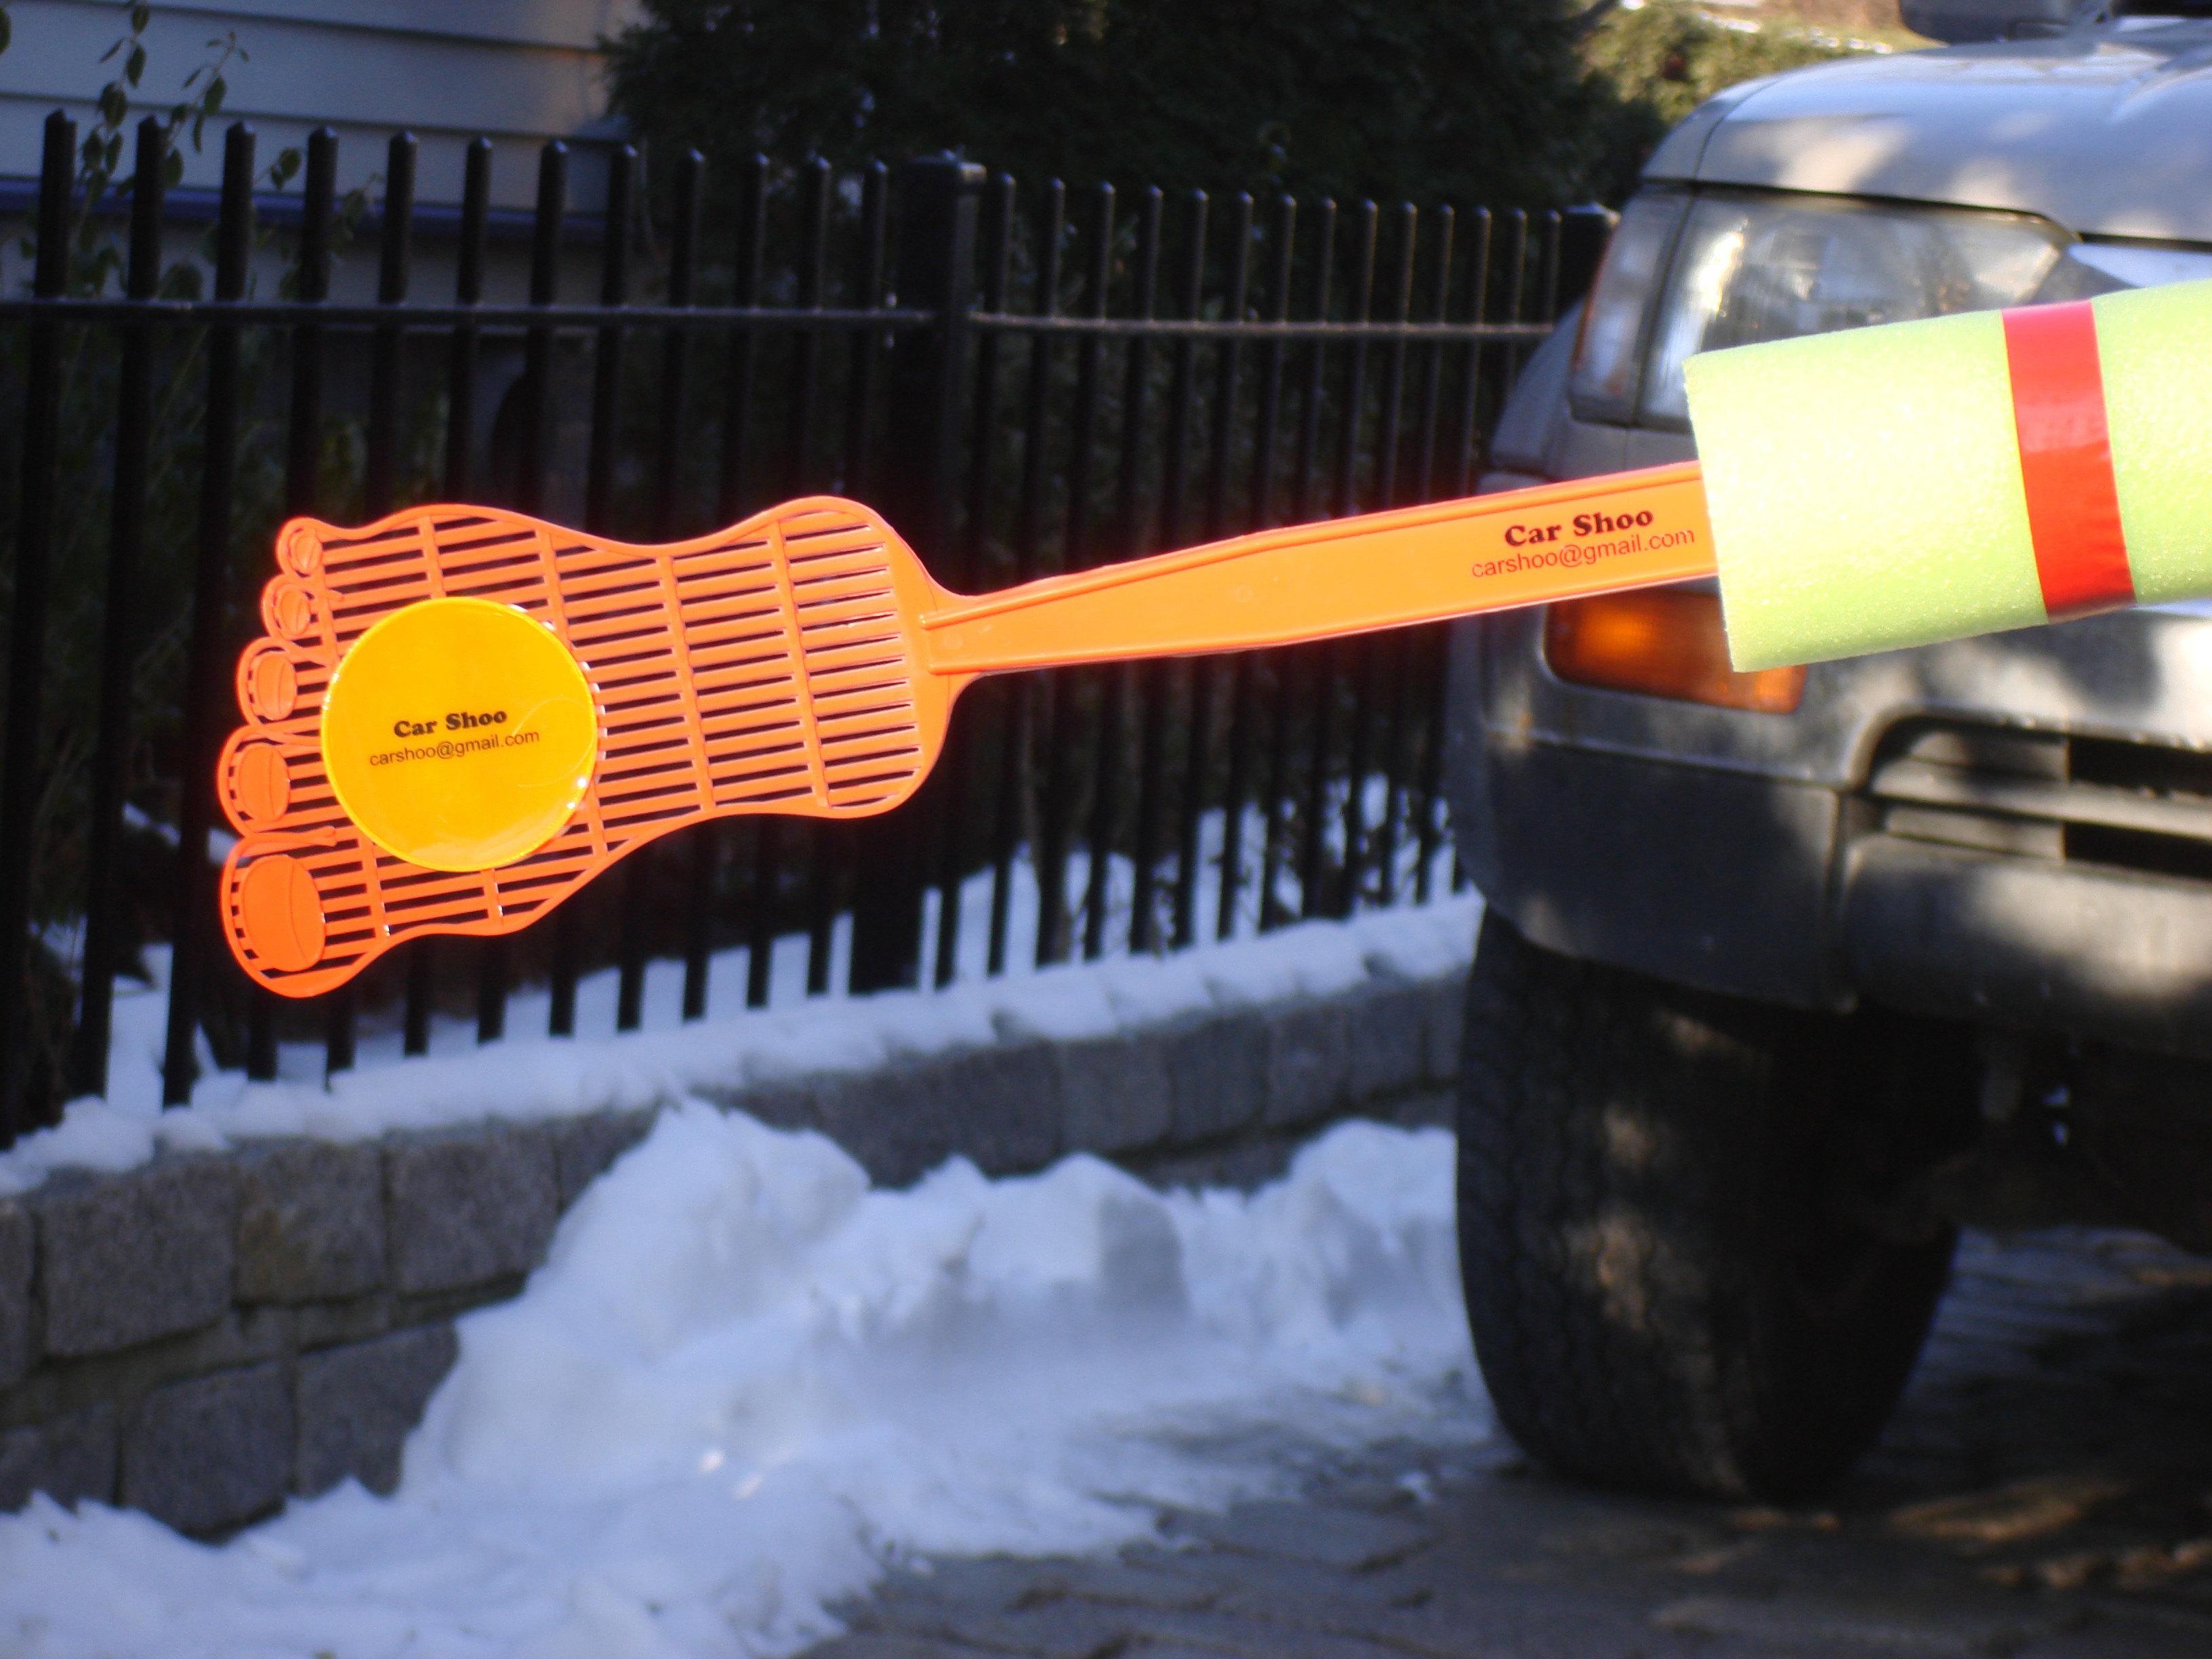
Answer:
806, 1227, 2212, 1658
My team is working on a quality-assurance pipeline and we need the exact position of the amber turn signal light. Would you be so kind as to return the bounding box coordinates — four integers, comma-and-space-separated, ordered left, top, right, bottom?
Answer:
1543, 589, 1805, 714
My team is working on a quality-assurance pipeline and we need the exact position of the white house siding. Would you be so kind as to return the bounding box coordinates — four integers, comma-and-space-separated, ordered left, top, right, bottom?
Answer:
0, 3, 651, 302
0, 1, 644, 209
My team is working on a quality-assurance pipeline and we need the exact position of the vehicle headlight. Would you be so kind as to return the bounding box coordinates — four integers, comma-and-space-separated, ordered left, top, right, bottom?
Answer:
1572, 192, 2072, 431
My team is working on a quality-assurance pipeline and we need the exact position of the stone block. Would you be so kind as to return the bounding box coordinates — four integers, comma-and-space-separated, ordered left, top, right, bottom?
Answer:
0, 1404, 115, 1512
1057, 1031, 1172, 1155
293, 1293, 394, 1352
384, 1125, 558, 1294
1136, 1135, 1300, 1195
1262, 999, 1351, 1129
122, 1360, 291, 1534
295, 1322, 459, 1497
1163, 1010, 1267, 1144
808, 1069, 909, 1187
550, 1108, 660, 1209
700, 1079, 820, 1134
0, 1200, 30, 1387
35, 1157, 236, 1358
234, 1139, 385, 1304
936, 1042, 1062, 1176
1421, 973, 1467, 1084
817, 1042, 1059, 1187
1346, 980, 1429, 1101
98, 1308, 293, 1410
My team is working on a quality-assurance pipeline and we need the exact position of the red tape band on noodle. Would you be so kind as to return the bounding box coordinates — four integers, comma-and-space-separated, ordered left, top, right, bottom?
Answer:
2002, 300, 2134, 621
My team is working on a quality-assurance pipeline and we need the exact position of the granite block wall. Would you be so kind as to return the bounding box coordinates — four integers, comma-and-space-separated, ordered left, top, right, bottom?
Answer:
0, 966, 1465, 1535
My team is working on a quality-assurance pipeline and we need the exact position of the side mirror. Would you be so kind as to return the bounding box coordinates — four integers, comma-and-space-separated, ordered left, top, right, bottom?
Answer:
1898, 0, 2078, 42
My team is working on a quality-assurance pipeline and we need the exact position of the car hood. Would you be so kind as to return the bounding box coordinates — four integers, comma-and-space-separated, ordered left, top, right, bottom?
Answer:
1647, 21, 2212, 243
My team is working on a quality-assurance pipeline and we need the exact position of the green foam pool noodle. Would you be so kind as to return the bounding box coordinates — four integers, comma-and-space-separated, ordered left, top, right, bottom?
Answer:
1683, 279, 2212, 672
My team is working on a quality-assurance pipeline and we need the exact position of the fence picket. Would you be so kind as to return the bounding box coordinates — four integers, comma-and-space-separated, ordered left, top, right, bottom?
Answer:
159, 122, 255, 1108
68, 117, 166, 1104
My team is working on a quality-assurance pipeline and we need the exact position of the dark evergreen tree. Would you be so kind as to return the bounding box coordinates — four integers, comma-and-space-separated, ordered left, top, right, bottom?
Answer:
604, 0, 1611, 209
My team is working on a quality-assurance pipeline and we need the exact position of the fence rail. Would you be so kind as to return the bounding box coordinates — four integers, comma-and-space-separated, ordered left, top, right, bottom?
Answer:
0, 110, 1607, 1146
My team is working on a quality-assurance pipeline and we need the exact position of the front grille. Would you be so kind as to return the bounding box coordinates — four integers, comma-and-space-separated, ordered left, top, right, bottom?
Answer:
1863, 718, 2212, 884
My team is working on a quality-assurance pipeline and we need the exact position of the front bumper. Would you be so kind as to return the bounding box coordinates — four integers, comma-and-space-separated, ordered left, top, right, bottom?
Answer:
1448, 600, 2212, 1057
1844, 837, 2212, 1059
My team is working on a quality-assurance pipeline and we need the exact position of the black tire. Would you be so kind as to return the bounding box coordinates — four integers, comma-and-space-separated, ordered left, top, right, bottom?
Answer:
1455, 910, 1976, 1501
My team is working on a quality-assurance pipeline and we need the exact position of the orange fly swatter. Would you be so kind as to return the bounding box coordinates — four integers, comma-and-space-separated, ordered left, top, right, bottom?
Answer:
221, 465, 1715, 996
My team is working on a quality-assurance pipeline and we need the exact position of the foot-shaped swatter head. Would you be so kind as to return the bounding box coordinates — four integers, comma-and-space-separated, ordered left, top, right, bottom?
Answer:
219, 497, 957, 997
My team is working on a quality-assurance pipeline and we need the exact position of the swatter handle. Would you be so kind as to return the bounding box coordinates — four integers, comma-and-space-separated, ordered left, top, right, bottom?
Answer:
917, 462, 1716, 676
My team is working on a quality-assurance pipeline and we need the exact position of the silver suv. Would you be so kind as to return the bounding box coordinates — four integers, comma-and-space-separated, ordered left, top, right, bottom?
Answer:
1447, 8, 2212, 1500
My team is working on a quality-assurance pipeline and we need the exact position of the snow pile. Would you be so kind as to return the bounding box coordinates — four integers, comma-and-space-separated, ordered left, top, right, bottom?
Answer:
0, 1108, 1481, 1658
0, 894, 1481, 1196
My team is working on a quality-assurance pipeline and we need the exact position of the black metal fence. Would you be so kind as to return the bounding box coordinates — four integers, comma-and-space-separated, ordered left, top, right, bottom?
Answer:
0, 110, 1605, 1145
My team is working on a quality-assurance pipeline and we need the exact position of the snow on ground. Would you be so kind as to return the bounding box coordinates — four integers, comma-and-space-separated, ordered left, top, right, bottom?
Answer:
0, 798, 1476, 1195
0, 1108, 1483, 1659
0, 801, 1486, 1651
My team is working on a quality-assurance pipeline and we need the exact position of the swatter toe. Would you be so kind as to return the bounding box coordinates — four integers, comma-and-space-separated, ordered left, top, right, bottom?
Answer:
220, 636, 329, 838
230, 847, 328, 975
221, 837, 339, 992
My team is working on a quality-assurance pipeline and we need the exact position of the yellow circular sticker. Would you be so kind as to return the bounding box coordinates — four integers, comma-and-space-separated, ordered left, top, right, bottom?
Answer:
321, 597, 598, 872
